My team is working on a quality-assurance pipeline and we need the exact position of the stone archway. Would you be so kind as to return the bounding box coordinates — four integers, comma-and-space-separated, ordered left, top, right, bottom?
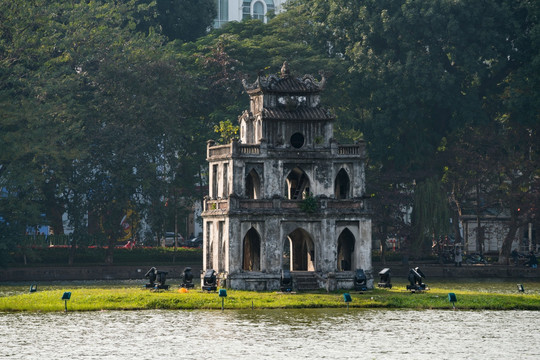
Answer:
283, 228, 315, 271
334, 168, 351, 199
246, 169, 261, 199
242, 228, 261, 271
337, 228, 355, 271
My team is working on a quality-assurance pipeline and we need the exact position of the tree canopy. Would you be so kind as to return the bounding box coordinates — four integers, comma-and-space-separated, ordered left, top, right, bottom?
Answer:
1, 0, 538, 263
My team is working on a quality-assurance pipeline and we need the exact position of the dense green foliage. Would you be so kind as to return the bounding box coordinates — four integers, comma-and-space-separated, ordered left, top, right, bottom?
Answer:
0, 1, 218, 264
1, 0, 539, 265
283, 0, 540, 260
135, 0, 216, 42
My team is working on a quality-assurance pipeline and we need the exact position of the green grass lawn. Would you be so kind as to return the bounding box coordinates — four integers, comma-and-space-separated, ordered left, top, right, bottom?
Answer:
1, 278, 540, 312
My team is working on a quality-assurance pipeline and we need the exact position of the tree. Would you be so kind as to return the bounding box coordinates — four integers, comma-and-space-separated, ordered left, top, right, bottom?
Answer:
296, 0, 532, 172
0, 0, 213, 264
441, 124, 505, 255
366, 166, 414, 263
412, 177, 452, 257
286, 0, 538, 258
135, 0, 216, 42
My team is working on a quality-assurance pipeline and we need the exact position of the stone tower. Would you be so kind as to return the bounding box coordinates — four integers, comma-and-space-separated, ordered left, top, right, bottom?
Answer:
202, 62, 372, 290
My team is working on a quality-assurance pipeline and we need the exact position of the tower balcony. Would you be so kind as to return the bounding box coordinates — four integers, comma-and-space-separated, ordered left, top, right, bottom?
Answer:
207, 139, 366, 161
207, 140, 261, 161
202, 196, 371, 216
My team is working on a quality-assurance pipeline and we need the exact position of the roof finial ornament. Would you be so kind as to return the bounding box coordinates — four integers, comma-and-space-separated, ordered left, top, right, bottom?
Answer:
281, 61, 290, 78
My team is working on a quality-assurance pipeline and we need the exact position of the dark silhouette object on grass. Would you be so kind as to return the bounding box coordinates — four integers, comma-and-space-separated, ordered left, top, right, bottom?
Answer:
181, 267, 195, 289
145, 267, 169, 290
407, 267, 427, 292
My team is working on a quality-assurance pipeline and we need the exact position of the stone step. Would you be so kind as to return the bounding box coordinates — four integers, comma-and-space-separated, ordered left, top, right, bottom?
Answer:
293, 272, 320, 291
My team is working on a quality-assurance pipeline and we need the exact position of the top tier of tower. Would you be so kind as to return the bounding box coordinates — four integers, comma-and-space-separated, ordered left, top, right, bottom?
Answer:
239, 62, 334, 147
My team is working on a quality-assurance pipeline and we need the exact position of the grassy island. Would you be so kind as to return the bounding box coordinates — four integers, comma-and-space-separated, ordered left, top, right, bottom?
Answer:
1, 279, 540, 312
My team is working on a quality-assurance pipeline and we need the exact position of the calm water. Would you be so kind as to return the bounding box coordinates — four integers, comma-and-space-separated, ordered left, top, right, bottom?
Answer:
1, 309, 539, 359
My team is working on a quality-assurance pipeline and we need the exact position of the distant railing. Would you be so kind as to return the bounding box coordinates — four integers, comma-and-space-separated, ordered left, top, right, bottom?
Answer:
204, 197, 370, 213
205, 199, 229, 211
208, 144, 232, 158
238, 144, 260, 155
338, 144, 361, 155
208, 143, 261, 159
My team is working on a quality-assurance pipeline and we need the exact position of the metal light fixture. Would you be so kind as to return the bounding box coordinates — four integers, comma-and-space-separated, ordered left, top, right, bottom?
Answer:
62, 292, 71, 312
343, 293, 352, 310
219, 289, 227, 311
145, 267, 157, 288
448, 292, 457, 309
182, 267, 195, 289
377, 268, 392, 289
407, 267, 427, 292
144, 267, 169, 290
280, 269, 293, 292
202, 269, 217, 291
354, 269, 367, 291
155, 270, 169, 290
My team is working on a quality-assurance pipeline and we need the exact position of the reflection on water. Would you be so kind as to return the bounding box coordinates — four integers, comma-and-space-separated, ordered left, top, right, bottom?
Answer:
1, 309, 539, 359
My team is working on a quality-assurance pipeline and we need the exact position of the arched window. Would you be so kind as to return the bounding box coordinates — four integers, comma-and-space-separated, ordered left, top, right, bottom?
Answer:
246, 169, 261, 199
334, 168, 351, 199
243, 0, 275, 23
255, 119, 262, 142
240, 121, 247, 143
243, 228, 261, 271
253, 1, 264, 20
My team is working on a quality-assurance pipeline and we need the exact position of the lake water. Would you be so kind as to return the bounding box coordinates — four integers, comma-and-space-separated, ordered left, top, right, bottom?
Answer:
1, 308, 539, 359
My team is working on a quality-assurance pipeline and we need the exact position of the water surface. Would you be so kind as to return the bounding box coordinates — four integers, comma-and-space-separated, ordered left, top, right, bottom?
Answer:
1, 309, 539, 359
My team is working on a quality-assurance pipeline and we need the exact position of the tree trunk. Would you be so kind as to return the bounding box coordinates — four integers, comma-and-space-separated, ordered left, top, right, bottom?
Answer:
68, 240, 76, 265
475, 184, 484, 255
105, 236, 114, 265
380, 223, 388, 265
476, 226, 484, 255
452, 213, 462, 244
499, 222, 519, 265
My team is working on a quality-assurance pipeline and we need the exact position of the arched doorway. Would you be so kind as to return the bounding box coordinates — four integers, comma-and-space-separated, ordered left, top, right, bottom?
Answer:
334, 168, 351, 199
242, 228, 261, 271
285, 167, 310, 199
246, 169, 261, 199
283, 228, 315, 271
337, 228, 355, 271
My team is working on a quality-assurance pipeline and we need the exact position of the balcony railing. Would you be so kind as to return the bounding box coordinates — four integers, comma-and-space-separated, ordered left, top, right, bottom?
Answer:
239, 144, 260, 155
207, 142, 261, 159
337, 144, 361, 155
203, 197, 370, 214
208, 141, 364, 159
208, 144, 232, 158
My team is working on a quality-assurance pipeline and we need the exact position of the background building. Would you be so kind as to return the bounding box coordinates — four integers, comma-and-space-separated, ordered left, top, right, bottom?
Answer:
214, 0, 287, 28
